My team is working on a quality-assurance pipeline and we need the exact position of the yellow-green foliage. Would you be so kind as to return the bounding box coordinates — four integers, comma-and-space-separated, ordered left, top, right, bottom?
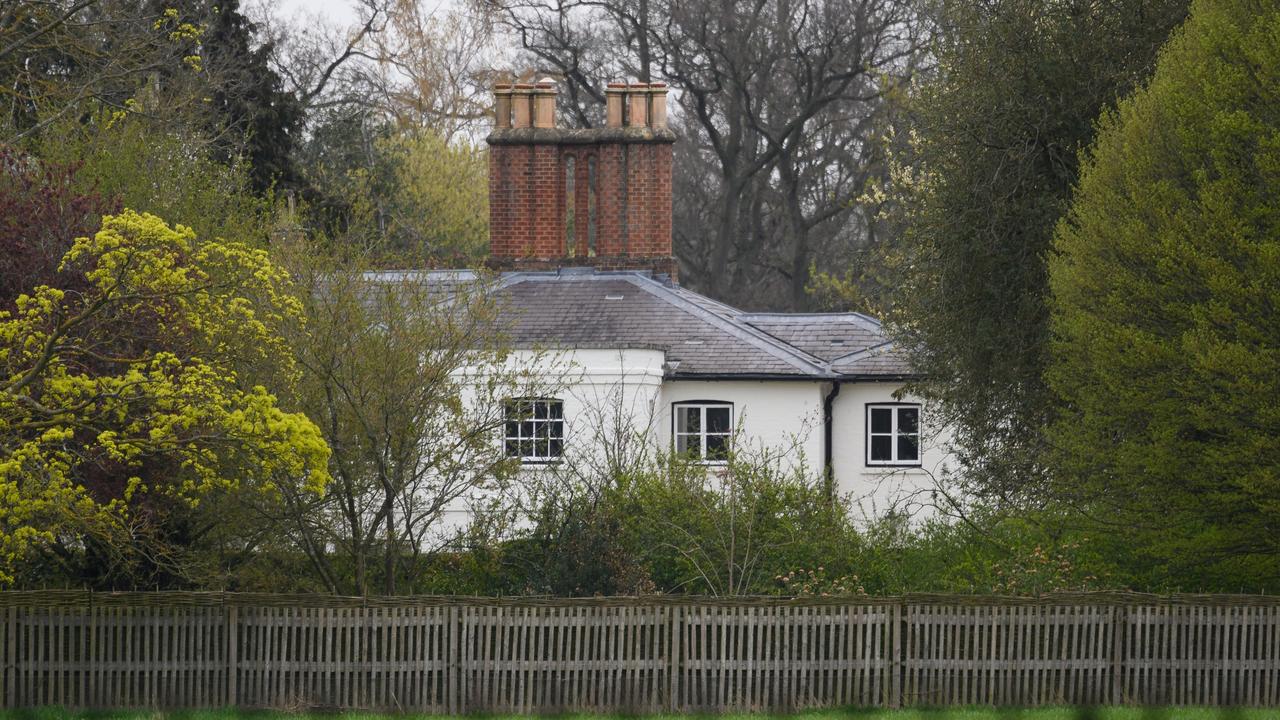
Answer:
1048, 0, 1280, 586
38, 113, 274, 247
0, 211, 329, 584
349, 131, 489, 263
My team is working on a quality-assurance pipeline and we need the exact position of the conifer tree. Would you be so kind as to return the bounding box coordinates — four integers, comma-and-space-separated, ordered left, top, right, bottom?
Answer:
1049, 0, 1280, 586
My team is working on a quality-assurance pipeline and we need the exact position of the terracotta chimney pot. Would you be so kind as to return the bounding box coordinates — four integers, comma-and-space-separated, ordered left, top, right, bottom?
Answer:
627, 82, 649, 127
493, 83, 514, 128
512, 83, 534, 128
606, 82, 627, 128
648, 82, 668, 128
533, 78, 557, 128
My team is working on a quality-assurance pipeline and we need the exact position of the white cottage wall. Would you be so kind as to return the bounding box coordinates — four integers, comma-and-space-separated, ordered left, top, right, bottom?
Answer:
655, 381, 825, 474
449, 353, 955, 536
830, 382, 954, 522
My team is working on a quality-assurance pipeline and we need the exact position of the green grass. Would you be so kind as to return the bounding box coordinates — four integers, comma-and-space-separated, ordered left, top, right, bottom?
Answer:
0, 708, 1272, 720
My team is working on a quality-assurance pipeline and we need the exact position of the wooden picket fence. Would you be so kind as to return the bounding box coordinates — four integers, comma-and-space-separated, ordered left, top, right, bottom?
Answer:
1, 591, 1278, 711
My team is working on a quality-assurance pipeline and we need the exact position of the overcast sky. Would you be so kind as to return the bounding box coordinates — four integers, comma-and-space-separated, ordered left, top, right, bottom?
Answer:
272, 0, 362, 27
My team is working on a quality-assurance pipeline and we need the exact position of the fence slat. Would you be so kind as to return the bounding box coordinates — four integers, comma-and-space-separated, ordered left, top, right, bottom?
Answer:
2, 592, 1279, 711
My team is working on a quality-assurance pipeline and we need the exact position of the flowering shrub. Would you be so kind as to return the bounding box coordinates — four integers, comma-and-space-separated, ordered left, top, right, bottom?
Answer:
776, 566, 867, 597
0, 210, 329, 585
991, 541, 1107, 595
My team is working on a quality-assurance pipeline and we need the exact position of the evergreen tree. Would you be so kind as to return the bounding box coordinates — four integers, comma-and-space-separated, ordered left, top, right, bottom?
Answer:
1048, 0, 1280, 587
886, 0, 1188, 499
194, 0, 304, 194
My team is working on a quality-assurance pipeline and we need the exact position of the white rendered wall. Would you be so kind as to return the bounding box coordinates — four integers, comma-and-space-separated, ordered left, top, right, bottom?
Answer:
830, 382, 954, 522
655, 380, 825, 475
451, 353, 956, 533
444, 347, 667, 532
519, 347, 667, 467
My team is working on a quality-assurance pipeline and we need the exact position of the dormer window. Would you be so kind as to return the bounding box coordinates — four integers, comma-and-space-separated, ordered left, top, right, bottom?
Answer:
505, 398, 564, 463
673, 402, 733, 463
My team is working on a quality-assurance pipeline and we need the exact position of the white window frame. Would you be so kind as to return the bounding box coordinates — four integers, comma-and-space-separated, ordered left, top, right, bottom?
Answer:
672, 401, 734, 464
504, 397, 565, 464
865, 403, 922, 467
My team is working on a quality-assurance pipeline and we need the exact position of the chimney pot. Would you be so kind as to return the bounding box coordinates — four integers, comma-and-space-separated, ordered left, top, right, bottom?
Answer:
493, 83, 513, 128
648, 83, 668, 129
533, 79, 557, 128
512, 83, 534, 128
606, 82, 627, 128
626, 82, 649, 127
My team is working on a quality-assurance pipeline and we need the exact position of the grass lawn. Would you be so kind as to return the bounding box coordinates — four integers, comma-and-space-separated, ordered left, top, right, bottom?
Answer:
0, 708, 1272, 720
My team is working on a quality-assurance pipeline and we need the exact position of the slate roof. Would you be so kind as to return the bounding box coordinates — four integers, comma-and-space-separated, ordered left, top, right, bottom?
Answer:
490, 269, 914, 380
736, 313, 888, 362
362, 267, 914, 379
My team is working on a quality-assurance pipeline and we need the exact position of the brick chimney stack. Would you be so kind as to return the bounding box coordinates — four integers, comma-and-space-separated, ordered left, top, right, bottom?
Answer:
486, 78, 677, 280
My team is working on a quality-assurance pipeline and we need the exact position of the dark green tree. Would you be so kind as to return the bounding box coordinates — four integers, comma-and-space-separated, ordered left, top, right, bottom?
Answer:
179, 0, 305, 194
1048, 0, 1280, 588
885, 0, 1188, 499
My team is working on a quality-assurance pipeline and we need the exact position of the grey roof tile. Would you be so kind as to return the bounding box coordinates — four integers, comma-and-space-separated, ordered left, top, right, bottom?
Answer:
829, 342, 914, 377
493, 273, 825, 377
739, 313, 887, 361
369, 268, 915, 379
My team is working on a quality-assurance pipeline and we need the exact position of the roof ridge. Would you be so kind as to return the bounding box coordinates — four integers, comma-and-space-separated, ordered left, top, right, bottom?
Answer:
622, 276, 831, 375
830, 339, 896, 365
669, 286, 743, 317
739, 311, 884, 332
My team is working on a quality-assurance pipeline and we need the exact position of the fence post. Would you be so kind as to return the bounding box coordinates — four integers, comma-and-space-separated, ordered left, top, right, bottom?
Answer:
1109, 604, 1126, 705
889, 600, 903, 709
4, 605, 13, 709
667, 604, 681, 713
448, 605, 459, 715
226, 603, 238, 708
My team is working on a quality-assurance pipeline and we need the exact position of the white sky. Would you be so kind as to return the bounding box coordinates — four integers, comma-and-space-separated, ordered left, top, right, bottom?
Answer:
270, 0, 362, 28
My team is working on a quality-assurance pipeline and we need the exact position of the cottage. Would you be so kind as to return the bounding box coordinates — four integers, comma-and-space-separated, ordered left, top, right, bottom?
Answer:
459, 80, 952, 519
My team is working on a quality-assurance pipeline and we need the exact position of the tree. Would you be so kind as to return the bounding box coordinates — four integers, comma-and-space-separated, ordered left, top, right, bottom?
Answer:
269, 247, 546, 595
276, 0, 495, 256
0, 147, 119, 306
1047, 0, 1280, 588
186, 0, 306, 194
0, 209, 329, 586
881, 0, 1189, 500
356, 131, 490, 264
36, 111, 274, 249
0, 1, 198, 142
487, 0, 925, 309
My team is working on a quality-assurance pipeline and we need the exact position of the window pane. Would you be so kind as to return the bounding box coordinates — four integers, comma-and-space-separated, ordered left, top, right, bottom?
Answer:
537, 436, 550, 458
706, 406, 731, 433
518, 439, 533, 458
706, 434, 728, 460
520, 420, 534, 439
676, 406, 700, 433
549, 437, 563, 457
898, 407, 919, 434
548, 419, 564, 441
549, 401, 563, 419
505, 420, 519, 439
870, 407, 892, 433
679, 434, 701, 457
534, 401, 548, 419
898, 434, 919, 462
870, 435, 892, 462
505, 439, 519, 457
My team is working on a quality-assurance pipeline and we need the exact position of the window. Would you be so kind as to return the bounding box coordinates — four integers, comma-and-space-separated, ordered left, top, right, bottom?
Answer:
866, 404, 921, 466
673, 402, 733, 462
504, 398, 564, 463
